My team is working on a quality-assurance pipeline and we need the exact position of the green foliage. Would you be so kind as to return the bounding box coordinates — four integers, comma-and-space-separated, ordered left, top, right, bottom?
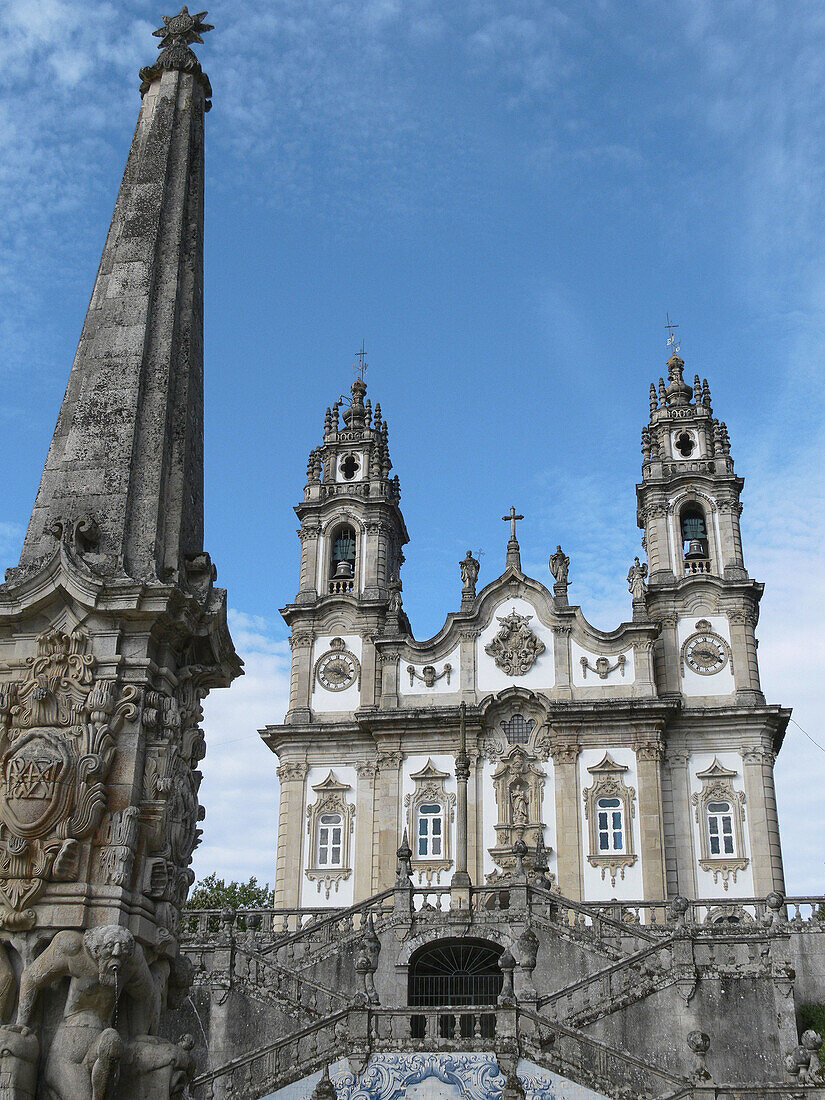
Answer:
187, 873, 273, 911
799, 1004, 825, 1067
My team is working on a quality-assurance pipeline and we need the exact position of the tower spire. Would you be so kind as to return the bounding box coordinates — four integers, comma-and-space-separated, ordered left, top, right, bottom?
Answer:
16, 7, 214, 583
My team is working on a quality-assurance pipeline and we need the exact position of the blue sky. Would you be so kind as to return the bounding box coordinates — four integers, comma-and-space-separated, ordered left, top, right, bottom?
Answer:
2, 0, 824, 893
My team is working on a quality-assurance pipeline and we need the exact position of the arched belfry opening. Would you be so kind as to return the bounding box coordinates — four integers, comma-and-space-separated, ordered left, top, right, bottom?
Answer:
408, 939, 502, 1007
329, 523, 357, 591
679, 502, 711, 574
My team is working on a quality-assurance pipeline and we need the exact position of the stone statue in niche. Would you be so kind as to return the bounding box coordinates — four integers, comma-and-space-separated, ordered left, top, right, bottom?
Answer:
510, 785, 529, 826
16, 924, 193, 1100
484, 611, 545, 677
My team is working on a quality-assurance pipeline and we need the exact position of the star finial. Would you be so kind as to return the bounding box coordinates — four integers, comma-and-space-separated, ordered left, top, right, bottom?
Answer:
152, 7, 214, 50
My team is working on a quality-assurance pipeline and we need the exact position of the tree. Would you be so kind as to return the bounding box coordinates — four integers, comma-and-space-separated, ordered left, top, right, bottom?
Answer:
187, 874, 273, 911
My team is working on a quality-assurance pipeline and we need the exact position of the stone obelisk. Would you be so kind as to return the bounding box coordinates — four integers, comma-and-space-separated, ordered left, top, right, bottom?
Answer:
0, 10, 240, 1096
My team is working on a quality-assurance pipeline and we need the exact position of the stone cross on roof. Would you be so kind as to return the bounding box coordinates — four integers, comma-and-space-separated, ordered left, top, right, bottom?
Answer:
502, 507, 523, 572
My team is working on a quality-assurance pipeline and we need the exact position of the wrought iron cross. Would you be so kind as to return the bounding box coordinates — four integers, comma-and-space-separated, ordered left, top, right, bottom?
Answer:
502, 507, 523, 541
353, 340, 368, 381
665, 312, 680, 355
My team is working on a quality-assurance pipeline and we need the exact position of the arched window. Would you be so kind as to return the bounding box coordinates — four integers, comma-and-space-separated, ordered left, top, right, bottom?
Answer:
316, 812, 343, 867
706, 800, 735, 857
596, 796, 625, 853
680, 504, 710, 573
500, 713, 534, 745
417, 803, 443, 858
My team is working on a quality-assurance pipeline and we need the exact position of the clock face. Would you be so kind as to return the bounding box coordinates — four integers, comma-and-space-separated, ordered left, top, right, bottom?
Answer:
684, 632, 729, 675
316, 650, 358, 691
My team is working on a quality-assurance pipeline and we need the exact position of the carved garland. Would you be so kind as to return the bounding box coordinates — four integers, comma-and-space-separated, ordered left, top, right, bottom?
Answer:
582, 753, 637, 887
404, 759, 455, 885
691, 757, 748, 890
305, 771, 355, 899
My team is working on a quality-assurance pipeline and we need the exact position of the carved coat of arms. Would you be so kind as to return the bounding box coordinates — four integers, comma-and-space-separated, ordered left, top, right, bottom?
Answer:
484, 611, 545, 676
0, 629, 138, 928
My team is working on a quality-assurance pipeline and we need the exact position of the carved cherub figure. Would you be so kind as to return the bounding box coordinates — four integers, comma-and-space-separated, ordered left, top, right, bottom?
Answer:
17, 925, 159, 1100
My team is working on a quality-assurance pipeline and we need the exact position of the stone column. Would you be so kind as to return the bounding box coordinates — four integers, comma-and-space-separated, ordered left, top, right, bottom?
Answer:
552, 625, 572, 699
742, 747, 784, 895
274, 761, 307, 909
451, 704, 472, 908
459, 628, 480, 693
550, 742, 582, 900
375, 750, 403, 891
354, 762, 378, 902
666, 751, 697, 897
635, 738, 668, 900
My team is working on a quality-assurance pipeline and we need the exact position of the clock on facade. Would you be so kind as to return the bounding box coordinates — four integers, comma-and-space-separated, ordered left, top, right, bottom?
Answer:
680, 620, 732, 676
314, 638, 361, 692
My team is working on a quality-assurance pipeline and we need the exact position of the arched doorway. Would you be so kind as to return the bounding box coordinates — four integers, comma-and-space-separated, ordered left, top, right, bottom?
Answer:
408, 939, 503, 1006
407, 939, 502, 1040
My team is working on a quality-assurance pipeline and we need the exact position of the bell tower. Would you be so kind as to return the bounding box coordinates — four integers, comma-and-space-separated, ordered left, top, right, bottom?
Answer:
282, 373, 409, 722
636, 351, 763, 703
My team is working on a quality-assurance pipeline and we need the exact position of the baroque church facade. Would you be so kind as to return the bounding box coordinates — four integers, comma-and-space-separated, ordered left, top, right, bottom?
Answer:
1, 10, 824, 1100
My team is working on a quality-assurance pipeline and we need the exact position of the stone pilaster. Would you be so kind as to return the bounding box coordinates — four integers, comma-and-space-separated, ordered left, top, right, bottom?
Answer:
551, 625, 572, 699
274, 761, 307, 909
353, 763, 378, 902
374, 750, 403, 892
286, 632, 314, 723
727, 610, 764, 703
634, 737, 668, 899
742, 747, 785, 895
358, 633, 379, 709
666, 751, 697, 896
658, 616, 681, 695
550, 742, 582, 900
296, 522, 320, 603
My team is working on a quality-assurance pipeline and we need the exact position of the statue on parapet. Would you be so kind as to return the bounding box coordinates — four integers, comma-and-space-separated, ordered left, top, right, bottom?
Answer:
548, 545, 569, 586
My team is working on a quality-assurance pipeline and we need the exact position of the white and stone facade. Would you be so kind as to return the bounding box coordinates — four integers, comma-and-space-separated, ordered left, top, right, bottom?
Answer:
263, 359, 787, 913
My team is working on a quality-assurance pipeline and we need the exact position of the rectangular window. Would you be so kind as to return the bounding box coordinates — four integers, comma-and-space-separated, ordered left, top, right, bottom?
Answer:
596, 797, 624, 853
318, 813, 343, 868
707, 801, 735, 858
417, 803, 443, 859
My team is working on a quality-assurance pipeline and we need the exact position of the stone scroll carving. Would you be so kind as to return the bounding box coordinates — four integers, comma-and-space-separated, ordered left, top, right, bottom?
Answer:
485, 612, 545, 677
141, 682, 209, 930
0, 629, 139, 929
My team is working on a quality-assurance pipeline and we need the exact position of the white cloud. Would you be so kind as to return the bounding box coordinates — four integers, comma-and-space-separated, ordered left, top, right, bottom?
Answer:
194, 609, 290, 886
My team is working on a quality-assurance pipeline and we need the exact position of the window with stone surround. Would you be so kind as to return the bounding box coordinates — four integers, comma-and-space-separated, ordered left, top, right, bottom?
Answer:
583, 753, 637, 887
405, 760, 455, 885
305, 771, 355, 898
692, 758, 748, 888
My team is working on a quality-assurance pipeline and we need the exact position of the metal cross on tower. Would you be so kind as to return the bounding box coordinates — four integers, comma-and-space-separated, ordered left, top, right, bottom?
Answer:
353, 340, 368, 381
502, 507, 524, 542
665, 312, 680, 355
